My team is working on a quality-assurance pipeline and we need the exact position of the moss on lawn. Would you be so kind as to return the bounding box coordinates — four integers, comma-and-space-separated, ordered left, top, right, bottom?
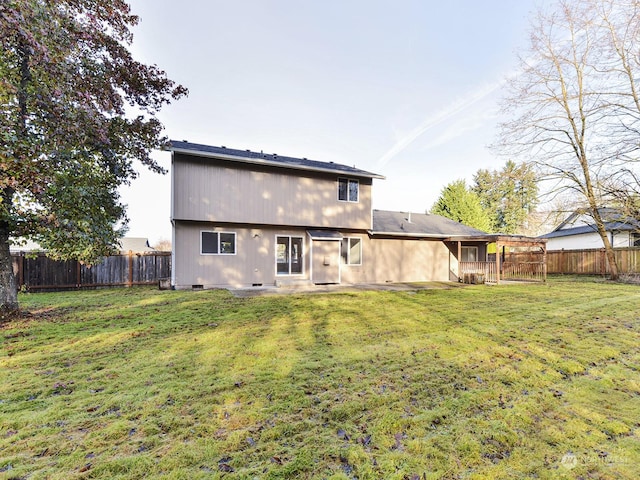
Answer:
1, 278, 639, 479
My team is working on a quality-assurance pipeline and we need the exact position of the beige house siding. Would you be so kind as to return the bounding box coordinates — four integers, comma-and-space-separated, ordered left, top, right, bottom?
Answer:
173, 222, 312, 288
172, 154, 373, 230
340, 237, 454, 284
173, 222, 470, 288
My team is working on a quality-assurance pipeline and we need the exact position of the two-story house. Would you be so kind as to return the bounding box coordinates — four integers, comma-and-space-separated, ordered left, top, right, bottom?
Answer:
170, 141, 539, 289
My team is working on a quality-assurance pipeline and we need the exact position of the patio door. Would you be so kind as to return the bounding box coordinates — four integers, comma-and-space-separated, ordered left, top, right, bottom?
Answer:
276, 236, 303, 275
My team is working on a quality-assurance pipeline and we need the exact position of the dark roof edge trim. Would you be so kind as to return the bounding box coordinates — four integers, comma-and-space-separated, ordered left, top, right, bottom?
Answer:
368, 231, 448, 239
307, 230, 343, 240
171, 147, 386, 180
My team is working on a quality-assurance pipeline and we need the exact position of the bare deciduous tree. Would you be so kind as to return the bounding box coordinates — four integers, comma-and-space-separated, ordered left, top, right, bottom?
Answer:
497, 0, 640, 279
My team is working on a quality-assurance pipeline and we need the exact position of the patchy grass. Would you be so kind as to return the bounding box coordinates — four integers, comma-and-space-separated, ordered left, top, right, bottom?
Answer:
1, 277, 639, 479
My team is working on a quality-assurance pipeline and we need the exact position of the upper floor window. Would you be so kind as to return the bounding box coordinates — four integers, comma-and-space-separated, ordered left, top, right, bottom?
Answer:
201, 231, 236, 255
338, 178, 359, 202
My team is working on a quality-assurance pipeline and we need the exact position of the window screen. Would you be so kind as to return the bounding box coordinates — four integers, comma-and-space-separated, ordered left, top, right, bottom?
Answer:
201, 232, 218, 254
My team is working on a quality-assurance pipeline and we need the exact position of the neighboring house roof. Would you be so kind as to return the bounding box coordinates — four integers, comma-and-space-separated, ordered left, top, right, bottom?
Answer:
10, 237, 157, 253
117, 237, 157, 253
169, 140, 385, 180
540, 208, 640, 239
371, 210, 488, 238
9, 238, 43, 253
540, 222, 639, 239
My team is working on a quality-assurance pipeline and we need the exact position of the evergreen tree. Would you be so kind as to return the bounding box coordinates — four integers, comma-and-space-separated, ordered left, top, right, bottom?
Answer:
472, 160, 539, 234
430, 180, 491, 232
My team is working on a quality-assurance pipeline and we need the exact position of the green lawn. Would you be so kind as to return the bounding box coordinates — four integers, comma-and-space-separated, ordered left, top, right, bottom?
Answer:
1, 277, 639, 479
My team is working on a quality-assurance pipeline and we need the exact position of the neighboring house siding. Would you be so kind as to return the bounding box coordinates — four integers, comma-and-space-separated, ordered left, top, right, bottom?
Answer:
172, 154, 373, 230
546, 231, 631, 250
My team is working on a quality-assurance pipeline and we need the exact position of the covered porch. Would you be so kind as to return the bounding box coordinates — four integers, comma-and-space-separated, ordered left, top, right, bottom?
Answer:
449, 235, 548, 285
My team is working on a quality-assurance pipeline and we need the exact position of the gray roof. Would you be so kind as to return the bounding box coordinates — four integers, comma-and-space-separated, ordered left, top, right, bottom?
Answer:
371, 210, 488, 237
540, 221, 639, 239
169, 140, 384, 179
540, 207, 640, 239
10, 237, 157, 253
118, 237, 157, 253
9, 238, 43, 252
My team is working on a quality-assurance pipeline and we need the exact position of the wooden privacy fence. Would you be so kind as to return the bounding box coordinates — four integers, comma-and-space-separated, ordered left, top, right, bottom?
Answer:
506, 247, 640, 275
11, 251, 171, 291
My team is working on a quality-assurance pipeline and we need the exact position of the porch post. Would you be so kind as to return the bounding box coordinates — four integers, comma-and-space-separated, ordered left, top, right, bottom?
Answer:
495, 241, 501, 285
457, 241, 462, 282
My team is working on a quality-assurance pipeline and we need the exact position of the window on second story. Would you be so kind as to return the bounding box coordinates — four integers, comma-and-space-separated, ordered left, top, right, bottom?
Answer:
338, 178, 359, 202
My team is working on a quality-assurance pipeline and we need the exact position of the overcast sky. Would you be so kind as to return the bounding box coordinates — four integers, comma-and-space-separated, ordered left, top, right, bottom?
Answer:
121, 0, 549, 244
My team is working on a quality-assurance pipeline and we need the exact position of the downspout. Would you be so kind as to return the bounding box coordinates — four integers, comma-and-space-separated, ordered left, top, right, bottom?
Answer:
170, 151, 176, 288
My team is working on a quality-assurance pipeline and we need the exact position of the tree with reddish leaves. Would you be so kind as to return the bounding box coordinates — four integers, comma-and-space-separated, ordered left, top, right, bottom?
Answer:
0, 0, 187, 312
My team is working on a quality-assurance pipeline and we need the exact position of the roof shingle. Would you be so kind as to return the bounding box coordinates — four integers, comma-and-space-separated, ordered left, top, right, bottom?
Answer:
371, 210, 488, 237
169, 140, 384, 179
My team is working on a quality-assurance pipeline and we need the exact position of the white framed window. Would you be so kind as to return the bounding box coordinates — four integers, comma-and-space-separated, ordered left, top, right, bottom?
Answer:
461, 246, 478, 262
338, 178, 359, 202
276, 235, 304, 275
341, 237, 362, 265
201, 231, 236, 255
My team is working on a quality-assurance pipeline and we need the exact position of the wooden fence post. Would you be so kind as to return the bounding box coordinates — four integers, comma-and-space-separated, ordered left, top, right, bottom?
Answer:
127, 250, 133, 287
18, 253, 25, 290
